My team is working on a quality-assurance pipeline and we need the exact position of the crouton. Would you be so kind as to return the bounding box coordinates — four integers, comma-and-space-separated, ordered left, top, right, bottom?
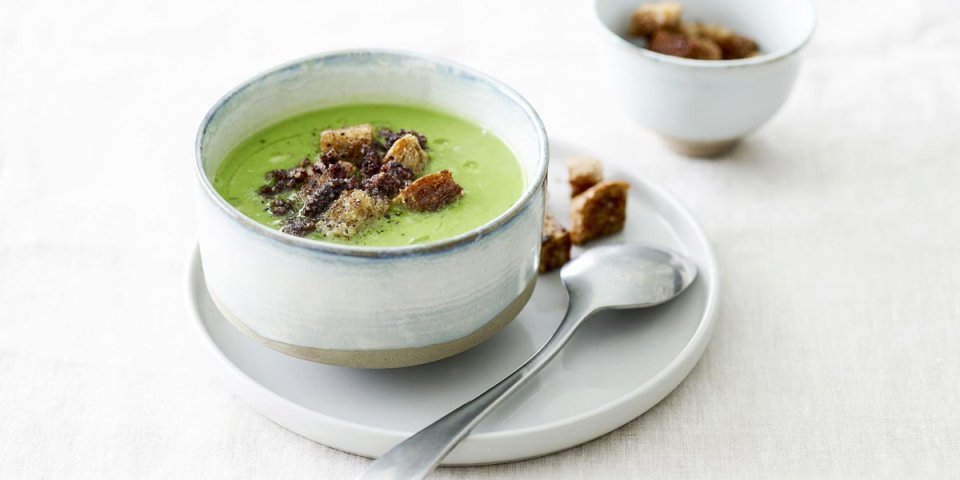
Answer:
648, 29, 721, 60
397, 170, 463, 212
317, 189, 389, 238
683, 23, 758, 59
691, 37, 722, 60
570, 181, 630, 245
540, 215, 572, 273
319, 124, 374, 163
383, 134, 429, 175
714, 33, 758, 60
680, 22, 723, 40
568, 157, 604, 197
629, 2, 683, 37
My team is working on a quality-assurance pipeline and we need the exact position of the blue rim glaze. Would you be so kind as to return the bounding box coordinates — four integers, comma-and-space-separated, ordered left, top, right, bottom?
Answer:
195, 49, 549, 258
591, 0, 817, 69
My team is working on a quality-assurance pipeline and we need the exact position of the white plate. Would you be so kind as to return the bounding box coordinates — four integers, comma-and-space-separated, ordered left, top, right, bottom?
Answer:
185, 140, 719, 465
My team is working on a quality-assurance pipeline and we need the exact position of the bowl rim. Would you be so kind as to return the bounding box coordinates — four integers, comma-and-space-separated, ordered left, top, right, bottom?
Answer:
590, 0, 817, 69
194, 49, 549, 258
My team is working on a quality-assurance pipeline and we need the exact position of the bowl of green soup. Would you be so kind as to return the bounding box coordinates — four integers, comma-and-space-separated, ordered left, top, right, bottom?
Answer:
195, 50, 548, 368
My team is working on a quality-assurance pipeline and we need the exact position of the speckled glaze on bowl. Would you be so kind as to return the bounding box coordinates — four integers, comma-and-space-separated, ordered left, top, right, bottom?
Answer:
593, 0, 816, 156
194, 50, 548, 368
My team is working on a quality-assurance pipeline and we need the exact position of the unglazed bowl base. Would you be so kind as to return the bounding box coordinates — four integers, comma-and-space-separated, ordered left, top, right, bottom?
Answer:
207, 279, 537, 369
660, 136, 741, 158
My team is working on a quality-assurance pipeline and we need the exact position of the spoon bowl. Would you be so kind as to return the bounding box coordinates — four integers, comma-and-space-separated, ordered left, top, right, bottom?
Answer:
562, 244, 698, 311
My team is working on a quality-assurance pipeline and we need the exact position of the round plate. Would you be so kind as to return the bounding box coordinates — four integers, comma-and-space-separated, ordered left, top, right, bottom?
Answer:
185, 140, 719, 465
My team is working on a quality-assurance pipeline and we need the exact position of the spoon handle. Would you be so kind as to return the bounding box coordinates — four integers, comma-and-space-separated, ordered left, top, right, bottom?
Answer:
359, 300, 594, 480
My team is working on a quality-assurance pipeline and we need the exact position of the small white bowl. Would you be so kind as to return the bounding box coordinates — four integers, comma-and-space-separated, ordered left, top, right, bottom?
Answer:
593, 0, 816, 156
194, 50, 548, 368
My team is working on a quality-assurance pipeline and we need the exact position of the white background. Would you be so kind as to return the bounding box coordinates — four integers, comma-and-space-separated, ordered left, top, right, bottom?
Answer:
1, 0, 958, 478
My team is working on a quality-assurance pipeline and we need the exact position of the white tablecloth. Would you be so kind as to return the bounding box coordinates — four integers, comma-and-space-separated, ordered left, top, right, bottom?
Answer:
1, 0, 958, 478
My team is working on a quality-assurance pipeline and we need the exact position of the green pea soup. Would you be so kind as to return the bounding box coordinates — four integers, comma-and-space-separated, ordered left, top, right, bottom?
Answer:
212, 104, 525, 247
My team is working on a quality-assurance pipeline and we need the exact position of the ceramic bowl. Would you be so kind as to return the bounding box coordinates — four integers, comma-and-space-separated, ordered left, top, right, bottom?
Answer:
593, 0, 816, 156
194, 50, 548, 368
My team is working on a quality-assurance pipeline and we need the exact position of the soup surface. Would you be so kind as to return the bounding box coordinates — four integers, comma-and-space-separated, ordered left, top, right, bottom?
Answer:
213, 104, 524, 247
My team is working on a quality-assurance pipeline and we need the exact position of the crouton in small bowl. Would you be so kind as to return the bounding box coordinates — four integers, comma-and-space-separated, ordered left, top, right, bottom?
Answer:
194, 50, 548, 368
593, 0, 815, 156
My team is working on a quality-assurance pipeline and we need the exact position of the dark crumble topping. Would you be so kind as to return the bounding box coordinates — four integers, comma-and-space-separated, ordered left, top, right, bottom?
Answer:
319, 150, 342, 166
380, 128, 428, 151
268, 198, 295, 216
281, 217, 316, 237
363, 172, 406, 198
308, 161, 327, 176
360, 157, 382, 178
257, 183, 279, 197
325, 161, 355, 180
258, 157, 313, 197
379, 161, 414, 182
301, 178, 356, 219
359, 144, 383, 178
256, 123, 465, 239
362, 160, 415, 198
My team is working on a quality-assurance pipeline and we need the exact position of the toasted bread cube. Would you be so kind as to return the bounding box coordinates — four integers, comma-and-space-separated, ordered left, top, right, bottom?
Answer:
714, 34, 758, 59
649, 29, 721, 60
319, 124, 374, 162
680, 22, 727, 41
570, 181, 630, 245
398, 170, 463, 211
318, 189, 389, 238
383, 134, 429, 175
540, 215, 572, 273
691, 37, 722, 60
568, 157, 604, 197
683, 23, 758, 59
629, 2, 683, 37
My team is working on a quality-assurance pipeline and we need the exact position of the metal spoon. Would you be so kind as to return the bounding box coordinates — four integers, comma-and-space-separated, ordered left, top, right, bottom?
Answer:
360, 244, 698, 480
